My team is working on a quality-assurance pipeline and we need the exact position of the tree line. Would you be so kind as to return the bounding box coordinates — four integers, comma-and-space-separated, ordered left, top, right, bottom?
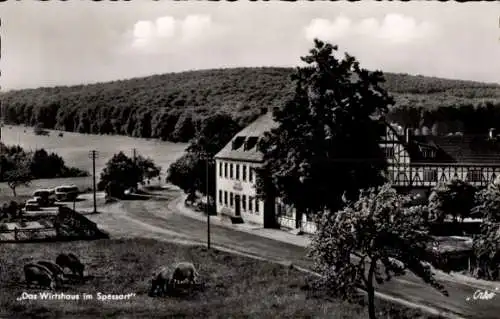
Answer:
0, 143, 88, 196
1, 67, 498, 143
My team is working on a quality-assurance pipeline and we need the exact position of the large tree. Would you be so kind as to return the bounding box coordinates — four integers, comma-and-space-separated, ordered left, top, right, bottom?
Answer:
309, 184, 448, 319
2, 155, 33, 197
428, 179, 477, 223
256, 39, 394, 218
98, 152, 160, 198
167, 113, 241, 202
135, 155, 162, 183
471, 179, 500, 280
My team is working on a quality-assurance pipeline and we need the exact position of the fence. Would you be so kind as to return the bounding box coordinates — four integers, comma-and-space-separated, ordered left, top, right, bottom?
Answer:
0, 227, 58, 242
0, 206, 108, 243
277, 214, 317, 234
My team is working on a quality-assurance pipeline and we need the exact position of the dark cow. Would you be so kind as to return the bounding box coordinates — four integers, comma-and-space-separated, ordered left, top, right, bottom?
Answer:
56, 253, 84, 279
171, 262, 199, 288
37, 261, 65, 284
24, 263, 56, 290
149, 266, 172, 297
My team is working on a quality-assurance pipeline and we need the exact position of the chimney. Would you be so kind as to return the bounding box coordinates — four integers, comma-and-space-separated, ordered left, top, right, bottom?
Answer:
260, 107, 268, 115
489, 128, 496, 139
405, 127, 412, 144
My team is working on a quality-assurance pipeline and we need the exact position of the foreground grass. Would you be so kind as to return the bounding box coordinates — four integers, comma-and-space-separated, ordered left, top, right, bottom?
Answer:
0, 238, 441, 319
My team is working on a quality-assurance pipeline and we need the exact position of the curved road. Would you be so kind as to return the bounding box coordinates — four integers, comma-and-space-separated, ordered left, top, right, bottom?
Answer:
80, 191, 500, 319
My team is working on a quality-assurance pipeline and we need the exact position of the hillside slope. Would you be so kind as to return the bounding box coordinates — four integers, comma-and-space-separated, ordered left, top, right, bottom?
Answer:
1, 67, 500, 142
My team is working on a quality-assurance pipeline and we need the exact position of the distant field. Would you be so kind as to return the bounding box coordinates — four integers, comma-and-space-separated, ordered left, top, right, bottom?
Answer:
0, 125, 187, 204
0, 238, 436, 318
1, 125, 187, 174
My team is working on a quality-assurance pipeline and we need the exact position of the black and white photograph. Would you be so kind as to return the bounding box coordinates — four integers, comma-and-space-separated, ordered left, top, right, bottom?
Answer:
1, 1, 500, 318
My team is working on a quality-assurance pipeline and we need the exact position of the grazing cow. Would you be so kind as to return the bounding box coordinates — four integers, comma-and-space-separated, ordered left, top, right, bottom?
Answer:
37, 261, 65, 284
170, 262, 199, 288
24, 263, 56, 290
149, 266, 172, 297
56, 253, 84, 279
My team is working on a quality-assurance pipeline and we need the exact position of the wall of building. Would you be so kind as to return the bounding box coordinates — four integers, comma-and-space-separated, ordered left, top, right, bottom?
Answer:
215, 159, 264, 225
275, 200, 318, 234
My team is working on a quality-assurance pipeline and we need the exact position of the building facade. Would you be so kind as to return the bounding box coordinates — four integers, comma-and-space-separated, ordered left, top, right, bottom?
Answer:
215, 109, 500, 233
214, 108, 276, 226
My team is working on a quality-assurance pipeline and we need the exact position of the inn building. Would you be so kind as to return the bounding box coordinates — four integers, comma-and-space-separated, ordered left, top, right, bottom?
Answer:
214, 108, 500, 233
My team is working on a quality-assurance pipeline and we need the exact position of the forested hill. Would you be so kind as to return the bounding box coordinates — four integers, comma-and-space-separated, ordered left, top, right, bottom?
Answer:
2, 67, 500, 143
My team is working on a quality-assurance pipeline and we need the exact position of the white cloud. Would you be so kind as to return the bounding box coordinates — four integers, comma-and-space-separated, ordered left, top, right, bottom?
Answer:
155, 16, 176, 38
180, 14, 212, 43
133, 20, 154, 39
305, 14, 436, 45
304, 17, 351, 42
128, 14, 217, 53
363, 13, 435, 44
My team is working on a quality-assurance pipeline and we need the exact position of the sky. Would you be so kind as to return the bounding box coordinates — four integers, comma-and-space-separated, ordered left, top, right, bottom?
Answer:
1, 1, 500, 90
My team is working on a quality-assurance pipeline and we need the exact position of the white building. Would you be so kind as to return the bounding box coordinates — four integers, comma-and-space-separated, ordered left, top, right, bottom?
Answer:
214, 108, 277, 226
214, 107, 316, 232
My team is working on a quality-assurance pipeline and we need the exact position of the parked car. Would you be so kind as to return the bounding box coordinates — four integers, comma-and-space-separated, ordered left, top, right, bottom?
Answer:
55, 185, 80, 201
24, 199, 41, 211
32, 189, 56, 206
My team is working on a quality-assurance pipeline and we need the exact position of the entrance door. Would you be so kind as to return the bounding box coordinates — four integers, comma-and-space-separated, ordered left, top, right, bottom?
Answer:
234, 195, 241, 216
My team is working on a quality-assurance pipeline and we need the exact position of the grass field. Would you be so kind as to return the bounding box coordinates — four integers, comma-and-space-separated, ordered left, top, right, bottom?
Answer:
0, 238, 440, 319
1, 125, 187, 176
0, 125, 187, 204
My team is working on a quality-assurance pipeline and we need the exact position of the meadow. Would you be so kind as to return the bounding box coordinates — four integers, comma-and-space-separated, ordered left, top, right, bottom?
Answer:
0, 125, 187, 203
0, 238, 440, 319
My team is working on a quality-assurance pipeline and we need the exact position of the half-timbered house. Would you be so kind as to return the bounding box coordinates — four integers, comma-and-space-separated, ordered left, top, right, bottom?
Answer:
384, 126, 500, 196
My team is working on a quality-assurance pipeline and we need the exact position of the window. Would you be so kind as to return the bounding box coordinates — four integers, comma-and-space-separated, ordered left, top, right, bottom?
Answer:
255, 199, 259, 214
219, 190, 222, 204
219, 162, 223, 177
249, 196, 253, 212
242, 165, 247, 181
420, 147, 436, 159
249, 167, 254, 182
224, 163, 228, 178
232, 136, 246, 150
242, 195, 246, 211
236, 164, 240, 180
224, 191, 228, 205
230, 164, 234, 179
423, 169, 438, 182
230, 193, 234, 207
385, 146, 395, 158
244, 136, 259, 150
467, 168, 483, 183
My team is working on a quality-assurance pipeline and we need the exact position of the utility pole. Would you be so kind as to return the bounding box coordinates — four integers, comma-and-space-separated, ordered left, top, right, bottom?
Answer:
132, 148, 137, 164
201, 153, 212, 250
206, 156, 210, 250
88, 150, 99, 214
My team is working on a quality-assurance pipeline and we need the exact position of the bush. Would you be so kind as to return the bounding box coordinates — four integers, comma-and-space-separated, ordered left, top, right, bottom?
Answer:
0, 201, 22, 220
33, 124, 50, 136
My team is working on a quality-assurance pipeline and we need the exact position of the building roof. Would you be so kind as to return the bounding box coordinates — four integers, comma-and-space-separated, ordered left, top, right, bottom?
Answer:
215, 109, 500, 166
214, 111, 278, 162
410, 134, 500, 165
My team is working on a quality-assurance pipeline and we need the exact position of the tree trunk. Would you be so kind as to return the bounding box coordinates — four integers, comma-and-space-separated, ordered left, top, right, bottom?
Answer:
367, 261, 377, 319
10, 186, 17, 197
